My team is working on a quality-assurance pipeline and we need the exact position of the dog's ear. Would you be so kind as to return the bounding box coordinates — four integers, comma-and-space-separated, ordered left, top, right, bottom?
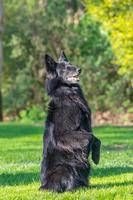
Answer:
91, 137, 101, 165
45, 54, 56, 74
58, 50, 68, 62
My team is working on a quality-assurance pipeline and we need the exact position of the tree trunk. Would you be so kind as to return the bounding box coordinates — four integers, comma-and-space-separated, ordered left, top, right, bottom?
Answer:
0, 0, 3, 121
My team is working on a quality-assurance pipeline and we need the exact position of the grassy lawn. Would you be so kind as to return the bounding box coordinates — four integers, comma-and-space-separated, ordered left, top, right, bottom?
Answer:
0, 123, 133, 200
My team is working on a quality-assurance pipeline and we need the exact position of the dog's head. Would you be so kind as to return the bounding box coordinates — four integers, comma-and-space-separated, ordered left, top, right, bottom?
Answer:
45, 51, 81, 84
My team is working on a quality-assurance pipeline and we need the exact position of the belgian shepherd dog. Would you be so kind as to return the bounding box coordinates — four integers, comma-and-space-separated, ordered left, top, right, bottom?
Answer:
40, 51, 101, 192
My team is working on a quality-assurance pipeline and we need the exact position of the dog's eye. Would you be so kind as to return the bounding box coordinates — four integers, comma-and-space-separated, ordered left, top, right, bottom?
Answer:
67, 66, 71, 70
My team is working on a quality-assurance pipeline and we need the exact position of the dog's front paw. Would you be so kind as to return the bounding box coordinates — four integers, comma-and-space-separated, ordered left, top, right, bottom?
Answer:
91, 138, 101, 165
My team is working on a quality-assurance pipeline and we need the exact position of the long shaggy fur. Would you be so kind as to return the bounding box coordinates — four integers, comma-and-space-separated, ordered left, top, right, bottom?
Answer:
40, 52, 101, 192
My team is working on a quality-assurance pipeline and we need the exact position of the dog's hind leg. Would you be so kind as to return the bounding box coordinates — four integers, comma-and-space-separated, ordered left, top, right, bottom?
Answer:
40, 165, 76, 193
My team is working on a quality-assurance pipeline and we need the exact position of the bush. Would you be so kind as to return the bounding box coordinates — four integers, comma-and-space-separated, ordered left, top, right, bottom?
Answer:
19, 106, 46, 123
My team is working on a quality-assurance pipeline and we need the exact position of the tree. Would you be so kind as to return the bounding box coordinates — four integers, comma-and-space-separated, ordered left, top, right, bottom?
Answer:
4, 0, 87, 117
0, 0, 3, 121
3, 0, 132, 119
85, 0, 133, 111
85, 0, 133, 77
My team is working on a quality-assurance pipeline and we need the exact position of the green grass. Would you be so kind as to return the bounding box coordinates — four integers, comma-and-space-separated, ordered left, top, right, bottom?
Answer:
0, 123, 133, 200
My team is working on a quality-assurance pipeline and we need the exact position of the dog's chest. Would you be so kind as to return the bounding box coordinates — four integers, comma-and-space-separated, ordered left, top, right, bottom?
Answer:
53, 97, 81, 131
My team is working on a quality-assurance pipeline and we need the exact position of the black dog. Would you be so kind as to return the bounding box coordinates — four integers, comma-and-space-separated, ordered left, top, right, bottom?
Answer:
40, 51, 101, 192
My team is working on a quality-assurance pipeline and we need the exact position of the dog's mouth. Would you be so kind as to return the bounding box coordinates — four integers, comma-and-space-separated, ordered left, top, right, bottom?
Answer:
66, 68, 81, 82
66, 74, 79, 82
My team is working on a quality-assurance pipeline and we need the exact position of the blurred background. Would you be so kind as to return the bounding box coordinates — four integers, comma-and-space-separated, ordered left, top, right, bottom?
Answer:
0, 0, 133, 125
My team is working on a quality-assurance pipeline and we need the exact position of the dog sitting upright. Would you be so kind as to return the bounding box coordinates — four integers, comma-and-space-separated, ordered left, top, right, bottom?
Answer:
40, 51, 101, 192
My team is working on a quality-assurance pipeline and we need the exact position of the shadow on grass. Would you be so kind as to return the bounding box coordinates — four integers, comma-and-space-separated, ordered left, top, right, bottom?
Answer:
0, 124, 43, 138
0, 166, 133, 186
93, 125, 133, 133
0, 172, 39, 186
102, 145, 133, 151
1, 124, 133, 138
91, 180, 133, 189
92, 166, 133, 177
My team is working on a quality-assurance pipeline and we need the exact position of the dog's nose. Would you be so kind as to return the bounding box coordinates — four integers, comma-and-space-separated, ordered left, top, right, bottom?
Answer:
78, 68, 81, 74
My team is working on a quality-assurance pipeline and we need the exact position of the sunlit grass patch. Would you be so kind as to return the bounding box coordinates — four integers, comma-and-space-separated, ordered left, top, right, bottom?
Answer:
0, 123, 132, 200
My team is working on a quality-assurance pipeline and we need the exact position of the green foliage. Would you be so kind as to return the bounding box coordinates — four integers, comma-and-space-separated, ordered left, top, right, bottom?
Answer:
70, 15, 116, 111
19, 105, 46, 123
0, 124, 132, 199
3, 0, 133, 119
85, 0, 133, 76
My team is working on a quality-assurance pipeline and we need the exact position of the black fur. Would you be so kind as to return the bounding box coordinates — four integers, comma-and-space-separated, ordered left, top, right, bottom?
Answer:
40, 51, 101, 192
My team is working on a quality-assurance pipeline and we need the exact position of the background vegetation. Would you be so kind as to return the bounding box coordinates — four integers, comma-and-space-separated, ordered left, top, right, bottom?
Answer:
1, 0, 133, 122
0, 2, 132, 199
